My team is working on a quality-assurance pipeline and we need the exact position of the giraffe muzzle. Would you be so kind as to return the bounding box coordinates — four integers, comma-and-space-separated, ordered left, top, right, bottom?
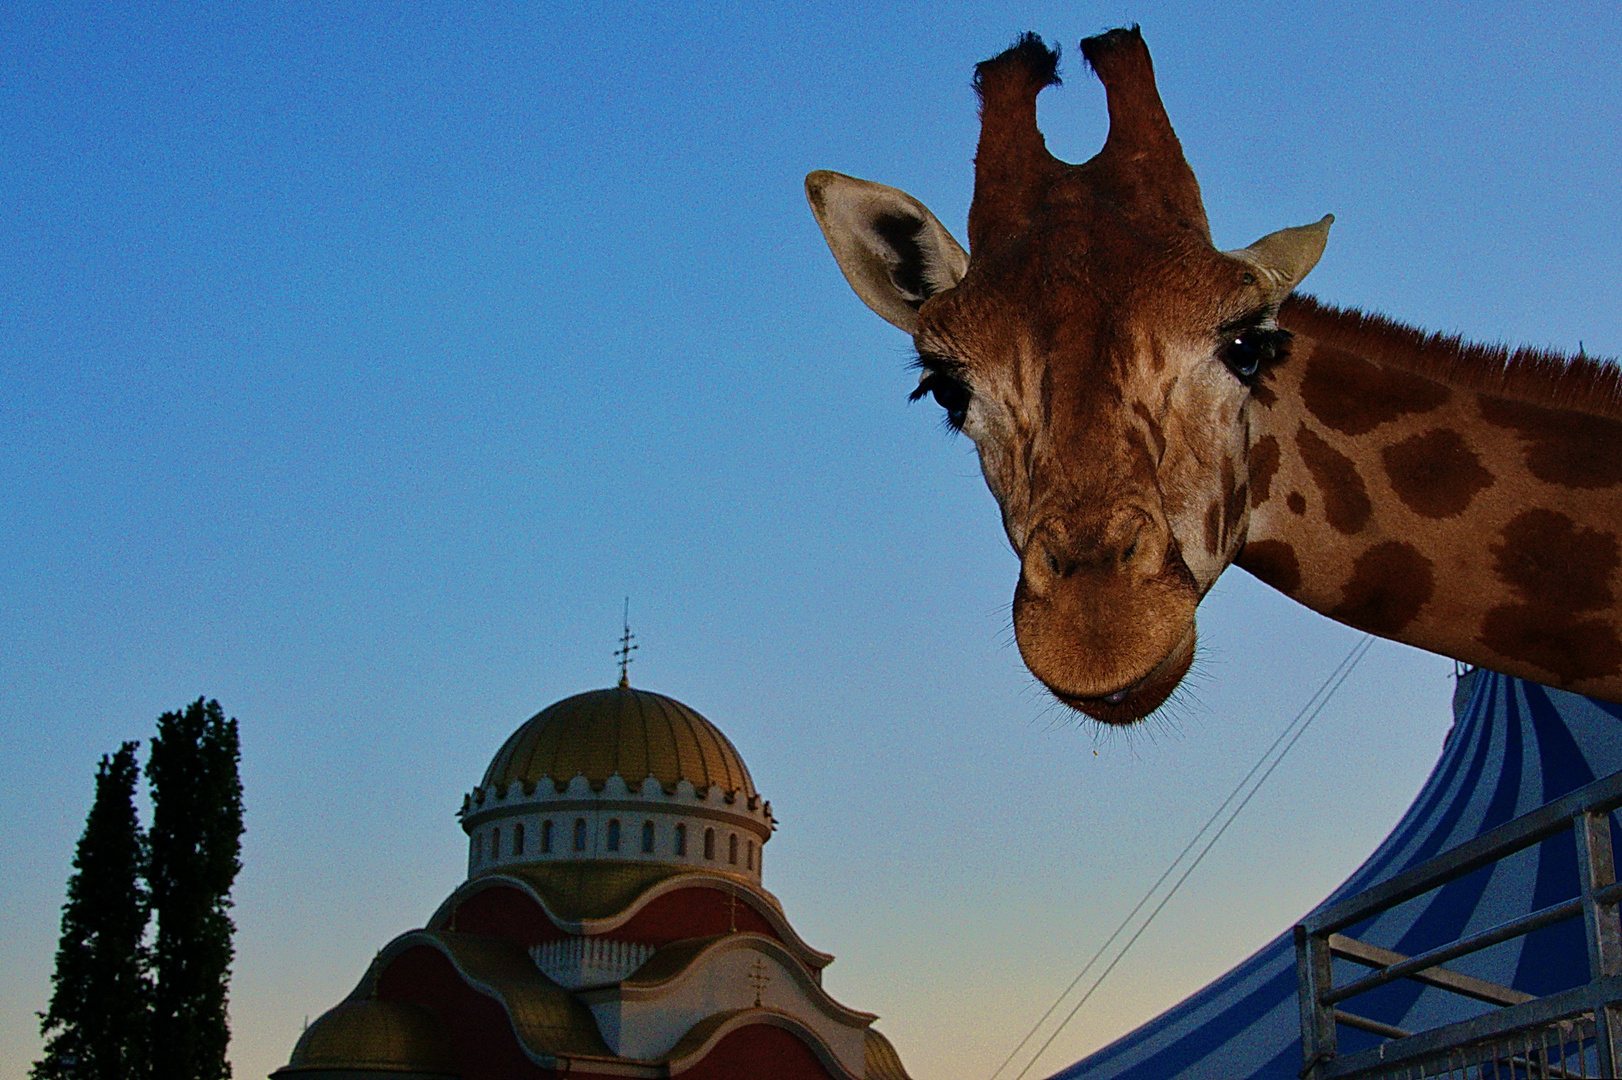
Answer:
1048, 623, 1198, 726
1012, 518, 1200, 723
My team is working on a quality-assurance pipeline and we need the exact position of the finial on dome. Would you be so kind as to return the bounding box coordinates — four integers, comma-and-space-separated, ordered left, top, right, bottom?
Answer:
615, 598, 637, 688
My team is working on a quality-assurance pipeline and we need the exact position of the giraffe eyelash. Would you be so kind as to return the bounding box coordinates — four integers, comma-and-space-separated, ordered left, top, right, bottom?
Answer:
910, 352, 972, 430
912, 349, 965, 379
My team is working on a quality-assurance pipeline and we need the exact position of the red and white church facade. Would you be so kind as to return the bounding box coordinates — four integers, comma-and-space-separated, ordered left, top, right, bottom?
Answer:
273, 683, 914, 1080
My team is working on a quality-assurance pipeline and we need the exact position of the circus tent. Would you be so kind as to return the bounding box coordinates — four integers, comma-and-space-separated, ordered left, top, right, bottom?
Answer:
1052, 669, 1622, 1080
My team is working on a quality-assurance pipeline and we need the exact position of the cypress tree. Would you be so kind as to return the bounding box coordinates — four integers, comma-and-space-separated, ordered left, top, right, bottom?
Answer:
32, 742, 151, 1080
147, 699, 244, 1080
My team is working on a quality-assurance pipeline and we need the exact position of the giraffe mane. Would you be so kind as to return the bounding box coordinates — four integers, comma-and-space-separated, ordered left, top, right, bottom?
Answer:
1281, 293, 1622, 422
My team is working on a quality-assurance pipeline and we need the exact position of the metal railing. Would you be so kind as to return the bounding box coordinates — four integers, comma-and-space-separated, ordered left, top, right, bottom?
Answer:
1296, 769, 1622, 1079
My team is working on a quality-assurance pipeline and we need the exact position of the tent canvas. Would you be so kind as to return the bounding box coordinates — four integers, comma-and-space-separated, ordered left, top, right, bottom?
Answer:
1053, 670, 1622, 1080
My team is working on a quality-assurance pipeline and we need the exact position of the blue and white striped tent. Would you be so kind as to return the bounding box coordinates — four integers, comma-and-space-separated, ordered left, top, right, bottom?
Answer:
1053, 670, 1622, 1080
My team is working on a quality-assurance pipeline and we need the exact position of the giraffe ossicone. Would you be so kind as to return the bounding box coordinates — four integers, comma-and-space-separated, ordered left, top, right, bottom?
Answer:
807, 26, 1622, 724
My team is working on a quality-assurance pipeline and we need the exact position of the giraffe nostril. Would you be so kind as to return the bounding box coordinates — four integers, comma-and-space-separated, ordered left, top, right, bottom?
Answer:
1047, 551, 1061, 576
1122, 539, 1138, 563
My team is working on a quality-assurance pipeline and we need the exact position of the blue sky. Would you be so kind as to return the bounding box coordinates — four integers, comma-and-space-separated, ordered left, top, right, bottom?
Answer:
3, 4, 1619, 1078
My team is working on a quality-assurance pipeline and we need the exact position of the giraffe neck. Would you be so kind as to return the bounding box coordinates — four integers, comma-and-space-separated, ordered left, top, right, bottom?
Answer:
1236, 295, 1622, 695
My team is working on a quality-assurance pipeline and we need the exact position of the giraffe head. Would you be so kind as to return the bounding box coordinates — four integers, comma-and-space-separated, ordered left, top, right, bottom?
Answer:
808, 28, 1332, 723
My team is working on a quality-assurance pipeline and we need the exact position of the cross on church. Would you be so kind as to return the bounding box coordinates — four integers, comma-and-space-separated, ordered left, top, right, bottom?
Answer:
746, 956, 770, 1008
615, 599, 638, 688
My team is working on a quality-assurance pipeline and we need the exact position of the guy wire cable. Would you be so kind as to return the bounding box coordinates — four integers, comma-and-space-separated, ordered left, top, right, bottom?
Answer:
987, 634, 1372, 1080
991, 634, 1376, 1080
1008, 635, 1375, 1080
1010, 635, 1374, 1080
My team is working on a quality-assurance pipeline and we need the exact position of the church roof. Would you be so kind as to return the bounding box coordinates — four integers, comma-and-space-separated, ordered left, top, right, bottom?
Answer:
446, 860, 783, 924
356, 928, 872, 1076
364, 930, 614, 1060
428, 862, 836, 974
470, 860, 705, 923
480, 686, 758, 800
865, 1028, 915, 1080
597, 932, 874, 1025
657, 1008, 875, 1079
272, 999, 455, 1077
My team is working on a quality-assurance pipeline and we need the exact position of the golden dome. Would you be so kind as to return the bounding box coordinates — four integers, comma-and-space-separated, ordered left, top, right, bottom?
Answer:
273, 999, 455, 1076
481, 687, 757, 801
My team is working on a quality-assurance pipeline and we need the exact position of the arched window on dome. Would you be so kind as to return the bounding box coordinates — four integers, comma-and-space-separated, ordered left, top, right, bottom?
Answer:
747, 839, 755, 870
675, 823, 687, 856
491, 827, 501, 860
641, 820, 655, 854
512, 822, 525, 856
573, 818, 587, 853
540, 819, 553, 854
728, 833, 738, 864
473, 831, 483, 863
704, 827, 715, 861
606, 819, 621, 852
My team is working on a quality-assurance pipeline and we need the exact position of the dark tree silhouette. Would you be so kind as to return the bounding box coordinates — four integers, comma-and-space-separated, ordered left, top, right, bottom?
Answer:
32, 742, 151, 1080
147, 699, 244, 1080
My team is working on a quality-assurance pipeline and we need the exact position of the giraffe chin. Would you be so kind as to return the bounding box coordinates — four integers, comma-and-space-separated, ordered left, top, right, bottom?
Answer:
1044, 624, 1197, 726
1012, 563, 1201, 725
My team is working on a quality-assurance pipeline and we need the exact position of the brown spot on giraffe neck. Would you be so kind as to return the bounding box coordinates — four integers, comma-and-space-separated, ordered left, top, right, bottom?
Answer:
1479, 610, 1622, 686
1203, 499, 1222, 557
1220, 456, 1247, 550
1296, 424, 1372, 535
1237, 539, 1300, 596
1330, 541, 1435, 636
1300, 344, 1451, 436
1381, 428, 1495, 519
1478, 509, 1622, 685
1287, 491, 1307, 515
1491, 509, 1617, 612
1477, 396, 1622, 489
1248, 435, 1281, 510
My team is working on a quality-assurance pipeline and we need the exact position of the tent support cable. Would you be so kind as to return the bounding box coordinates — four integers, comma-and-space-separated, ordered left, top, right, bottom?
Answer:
991, 633, 1377, 1080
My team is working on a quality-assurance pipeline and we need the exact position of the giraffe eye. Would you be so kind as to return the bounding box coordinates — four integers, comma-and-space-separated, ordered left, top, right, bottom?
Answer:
910, 371, 972, 430
1220, 328, 1287, 385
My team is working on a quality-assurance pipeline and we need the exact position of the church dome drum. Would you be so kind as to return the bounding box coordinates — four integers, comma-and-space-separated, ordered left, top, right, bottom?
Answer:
460, 686, 774, 883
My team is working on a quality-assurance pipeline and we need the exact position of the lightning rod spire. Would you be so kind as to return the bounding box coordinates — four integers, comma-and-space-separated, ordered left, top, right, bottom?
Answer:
615, 598, 638, 688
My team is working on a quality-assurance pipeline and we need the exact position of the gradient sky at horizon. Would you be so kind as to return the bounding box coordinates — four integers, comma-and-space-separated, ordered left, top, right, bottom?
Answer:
4, 3, 1620, 1079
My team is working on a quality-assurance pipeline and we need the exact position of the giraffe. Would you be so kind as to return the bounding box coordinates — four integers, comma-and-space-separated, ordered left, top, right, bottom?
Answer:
806, 27, 1622, 725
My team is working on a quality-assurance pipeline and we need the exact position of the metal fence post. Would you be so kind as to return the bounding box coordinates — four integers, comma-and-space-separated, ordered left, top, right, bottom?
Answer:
1297, 924, 1336, 1079
1576, 807, 1622, 1077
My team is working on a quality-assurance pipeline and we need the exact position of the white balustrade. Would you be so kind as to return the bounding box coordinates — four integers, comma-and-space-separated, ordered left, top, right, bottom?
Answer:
531, 937, 655, 989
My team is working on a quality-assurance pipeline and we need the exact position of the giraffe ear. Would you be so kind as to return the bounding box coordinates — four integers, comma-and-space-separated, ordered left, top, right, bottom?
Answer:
1228, 214, 1334, 301
806, 170, 969, 333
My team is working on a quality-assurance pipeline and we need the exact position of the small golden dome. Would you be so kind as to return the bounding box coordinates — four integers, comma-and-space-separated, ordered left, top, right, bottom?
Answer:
273, 999, 455, 1077
482, 687, 757, 800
